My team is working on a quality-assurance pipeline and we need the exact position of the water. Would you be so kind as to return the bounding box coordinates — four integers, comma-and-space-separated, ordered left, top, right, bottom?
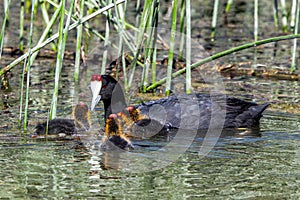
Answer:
0, 116, 299, 199
1, 0, 300, 199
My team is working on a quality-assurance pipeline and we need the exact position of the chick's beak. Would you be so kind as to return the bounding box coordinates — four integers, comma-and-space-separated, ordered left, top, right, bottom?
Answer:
90, 78, 102, 111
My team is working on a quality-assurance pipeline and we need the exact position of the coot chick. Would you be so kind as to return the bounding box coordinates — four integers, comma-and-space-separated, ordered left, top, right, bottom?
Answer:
101, 114, 134, 150
34, 102, 91, 136
117, 106, 149, 129
90, 75, 269, 130
116, 106, 168, 138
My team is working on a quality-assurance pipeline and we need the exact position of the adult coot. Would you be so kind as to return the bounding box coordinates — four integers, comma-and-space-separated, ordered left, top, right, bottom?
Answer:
90, 75, 269, 131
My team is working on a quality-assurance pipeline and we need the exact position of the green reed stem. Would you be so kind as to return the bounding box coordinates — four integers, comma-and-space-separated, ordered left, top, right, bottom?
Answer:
151, 46, 157, 84
273, 0, 279, 28
225, 0, 233, 13
87, 0, 136, 54
254, 0, 258, 41
34, 0, 38, 13
89, 0, 138, 65
141, 0, 158, 92
179, 0, 185, 60
74, 0, 85, 81
41, 0, 57, 51
20, 0, 25, 51
101, 0, 112, 75
291, 0, 297, 32
89, 0, 140, 32
146, 34, 300, 91
23, 49, 32, 132
151, 0, 159, 85
0, 0, 126, 77
113, 1, 122, 80
50, 0, 65, 120
128, 0, 151, 88
109, 2, 137, 54
40, 0, 50, 22
115, 0, 128, 88
23, 0, 36, 131
30, 5, 61, 65
0, 0, 11, 60
165, 0, 178, 95
211, 0, 219, 41
50, 0, 75, 120
291, 0, 300, 72
47, 0, 104, 50
18, 56, 27, 128
135, 0, 141, 39
186, 0, 191, 94
280, 0, 288, 32
48, 0, 133, 54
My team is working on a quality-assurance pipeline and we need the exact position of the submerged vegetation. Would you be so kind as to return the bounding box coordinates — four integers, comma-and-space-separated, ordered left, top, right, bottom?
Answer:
0, 0, 299, 131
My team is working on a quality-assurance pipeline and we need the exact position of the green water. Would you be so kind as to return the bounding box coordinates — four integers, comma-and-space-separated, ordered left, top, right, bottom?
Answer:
0, 114, 299, 199
1, 0, 300, 199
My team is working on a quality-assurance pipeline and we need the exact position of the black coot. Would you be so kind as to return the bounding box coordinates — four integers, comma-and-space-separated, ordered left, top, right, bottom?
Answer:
90, 75, 269, 131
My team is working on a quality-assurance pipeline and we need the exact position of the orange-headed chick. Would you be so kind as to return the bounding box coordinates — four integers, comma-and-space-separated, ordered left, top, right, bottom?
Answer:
115, 106, 149, 138
102, 114, 134, 150
72, 102, 91, 131
117, 111, 132, 127
126, 106, 146, 123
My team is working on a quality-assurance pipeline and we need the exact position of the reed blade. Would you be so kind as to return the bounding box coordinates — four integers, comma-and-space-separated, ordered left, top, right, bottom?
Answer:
166, 0, 178, 95
0, 0, 11, 60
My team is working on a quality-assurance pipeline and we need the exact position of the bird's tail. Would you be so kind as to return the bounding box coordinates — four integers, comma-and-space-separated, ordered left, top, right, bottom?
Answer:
235, 103, 270, 128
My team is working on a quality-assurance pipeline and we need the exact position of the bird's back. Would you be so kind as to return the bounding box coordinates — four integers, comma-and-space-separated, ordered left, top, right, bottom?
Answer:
135, 93, 269, 130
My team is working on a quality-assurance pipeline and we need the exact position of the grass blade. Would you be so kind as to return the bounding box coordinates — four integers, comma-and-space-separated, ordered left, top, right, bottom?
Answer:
166, 0, 178, 95
101, 0, 112, 75
0, 0, 11, 60
74, 0, 85, 81
254, 0, 258, 41
186, 0, 191, 94
0, 0, 126, 77
211, 0, 219, 41
179, 0, 185, 60
291, 0, 300, 72
50, 0, 75, 119
273, 0, 279, 28
30, 5, 61, 65
291, 0, 297, 32
280, 0, 288, 32
128, 0, 151, 88
23, 0, 36, 131
41, 0, 57, 51
225, 0, 233, 13
20, 0, 25, 51
146, 34, 300, 91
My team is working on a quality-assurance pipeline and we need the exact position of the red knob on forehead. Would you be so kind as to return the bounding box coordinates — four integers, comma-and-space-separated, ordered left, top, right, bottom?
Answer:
78, 102, 85, 106
126, 106, 135, 112
109, 114, 118, 119
77, 102, 88, 108
91, 74, 102, 81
